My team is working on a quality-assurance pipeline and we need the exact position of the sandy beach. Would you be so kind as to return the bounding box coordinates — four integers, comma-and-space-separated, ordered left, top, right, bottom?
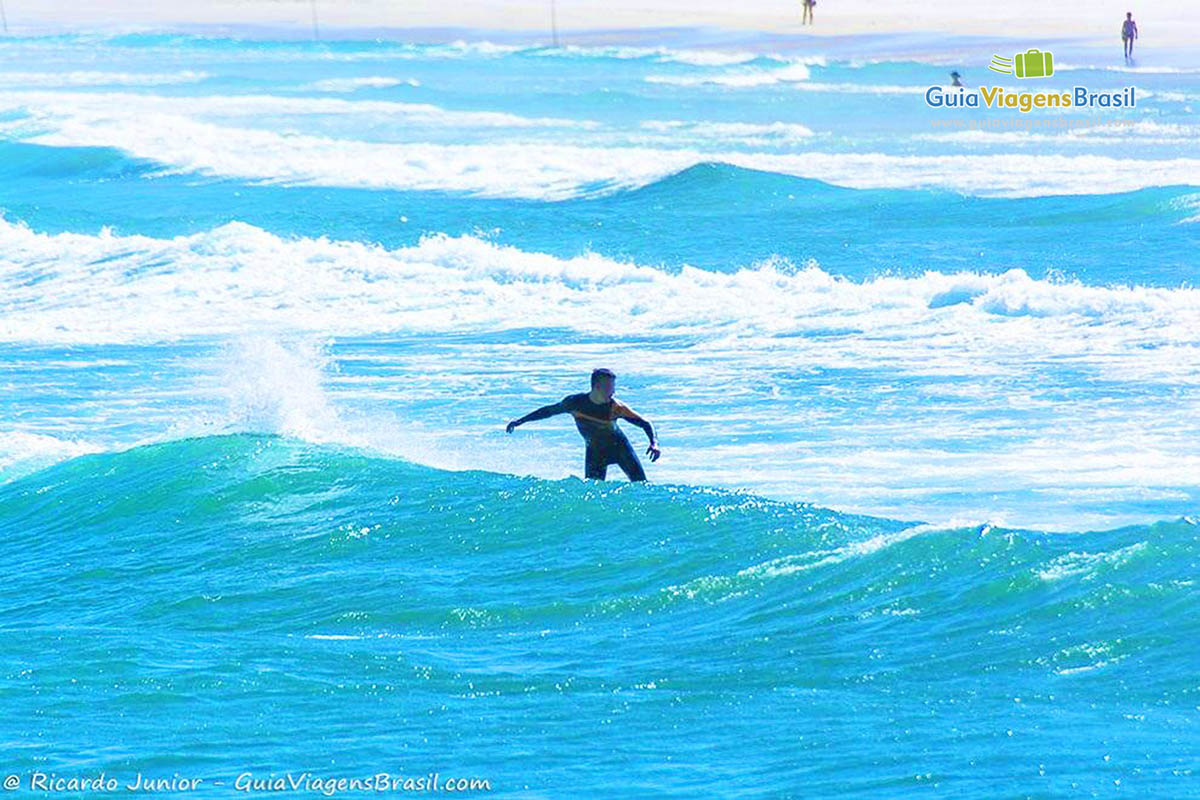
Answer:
3, 0, 1197, 52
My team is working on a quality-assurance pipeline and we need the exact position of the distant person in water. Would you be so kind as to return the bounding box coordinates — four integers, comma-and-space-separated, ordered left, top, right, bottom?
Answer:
506, 368, 661, 481
950, 70, 964, 86
801, 0, 815, 25
1122, 12, 1138, 60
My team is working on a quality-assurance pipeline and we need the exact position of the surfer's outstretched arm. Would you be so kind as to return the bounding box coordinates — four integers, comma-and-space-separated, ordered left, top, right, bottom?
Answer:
613, 400, 661, 462
506, 401, 566, 433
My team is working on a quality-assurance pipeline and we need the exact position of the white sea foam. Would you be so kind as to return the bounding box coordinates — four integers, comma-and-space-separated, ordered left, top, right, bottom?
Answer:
5, 228, 1195, 531
536, 44, 770, 66
916, 120, 1200, 146
4, 95, 1199, 198
0, 430, 105, 483
0, 430, 104, 468
0, 89, 593, 131
646, 62, 813, 87
4, 217, 1200, 356
214, 335, 355, 446
648, 71, 926, 95
1036, 542, 1149, 581
1055, 63, 1200, 74
790, 81, 927, 95
303, 76, 419, 92
639, 119, 817, 144
0, 70, 209, 87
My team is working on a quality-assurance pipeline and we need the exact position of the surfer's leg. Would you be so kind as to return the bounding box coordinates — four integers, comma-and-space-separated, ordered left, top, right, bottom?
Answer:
613, 435, 647, 482
585, 443, 608, 480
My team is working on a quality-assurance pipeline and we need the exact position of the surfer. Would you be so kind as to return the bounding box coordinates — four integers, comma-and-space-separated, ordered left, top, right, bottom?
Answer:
801, 0, 815, 25
950, 70, 964, 87
1122, 12, 1138, 60
505, 368, 661, 481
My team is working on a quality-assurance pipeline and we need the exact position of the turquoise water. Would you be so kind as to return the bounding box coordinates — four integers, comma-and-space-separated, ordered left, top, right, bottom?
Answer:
1, 31, 1199, 796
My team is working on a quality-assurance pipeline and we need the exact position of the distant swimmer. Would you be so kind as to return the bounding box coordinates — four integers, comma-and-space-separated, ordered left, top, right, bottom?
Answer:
1122, 12, 1138, 60
506, 368, 661, 482
801, 0, 815, 25
950, 70, 964, 87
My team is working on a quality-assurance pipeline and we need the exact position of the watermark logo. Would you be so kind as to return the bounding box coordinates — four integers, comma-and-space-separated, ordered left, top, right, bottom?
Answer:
929, 46, 1134, 112
989, 49, 1055, 78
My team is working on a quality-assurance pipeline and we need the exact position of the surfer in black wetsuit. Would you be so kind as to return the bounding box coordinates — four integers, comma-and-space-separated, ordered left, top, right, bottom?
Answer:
505, 368, 661, 481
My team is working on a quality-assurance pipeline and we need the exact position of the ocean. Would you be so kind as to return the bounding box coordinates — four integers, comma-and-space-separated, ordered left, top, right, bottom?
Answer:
1, 30, 1198, 797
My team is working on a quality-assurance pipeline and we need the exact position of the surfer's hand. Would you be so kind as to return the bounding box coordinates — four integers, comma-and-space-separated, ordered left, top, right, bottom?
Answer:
506, 420, 518, 434
646, 443, 661, 462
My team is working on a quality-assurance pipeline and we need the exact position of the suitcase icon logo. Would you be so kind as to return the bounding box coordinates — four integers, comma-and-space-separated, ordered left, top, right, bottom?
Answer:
988, 49, 1055, 78
1014, 49, 1054, 78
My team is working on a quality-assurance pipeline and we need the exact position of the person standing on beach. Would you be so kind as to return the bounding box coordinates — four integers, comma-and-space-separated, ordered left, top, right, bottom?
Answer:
1122, 12, 1138, 60
801, 0, 815, 25
505, 368, 661, 482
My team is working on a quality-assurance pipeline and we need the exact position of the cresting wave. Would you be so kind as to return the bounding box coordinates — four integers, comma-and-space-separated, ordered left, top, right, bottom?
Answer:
4, 216, 1200, 353
0, 89, 593, 131
4, 96, 1200, 197
3, 431, 1197, 585
2, 430, 1196, 797
1, 425, 1196, 794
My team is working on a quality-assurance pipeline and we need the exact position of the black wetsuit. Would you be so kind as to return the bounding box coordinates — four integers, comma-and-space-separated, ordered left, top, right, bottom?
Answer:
515, 392, 654, 481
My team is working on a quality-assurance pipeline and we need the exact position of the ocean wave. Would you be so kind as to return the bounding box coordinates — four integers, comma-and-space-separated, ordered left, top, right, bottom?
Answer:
1139, 88, 1200, 103
0, 428, 1194, 790
527, 43, 783, 67
916, 120, 1200, 146
5, 98, 1200, 198
302, 76, 420, 92
0, 88, 595, 131
646, 61, 813, 87
4, 216, 1200, 347
4, 430, 1196, 559
1056, 63, 1200, 74
638, 119, 816, 143
0, 430, 104, 483
789, 81, 927, 95
645, 69, 928, 96
0, 69, 210, 87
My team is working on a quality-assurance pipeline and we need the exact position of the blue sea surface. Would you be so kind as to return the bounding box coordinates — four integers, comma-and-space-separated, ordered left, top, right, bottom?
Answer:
1, 30, 1199, 797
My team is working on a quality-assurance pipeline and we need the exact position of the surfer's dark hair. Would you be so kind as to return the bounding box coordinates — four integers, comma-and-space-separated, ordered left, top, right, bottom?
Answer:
591, 368, 616, 385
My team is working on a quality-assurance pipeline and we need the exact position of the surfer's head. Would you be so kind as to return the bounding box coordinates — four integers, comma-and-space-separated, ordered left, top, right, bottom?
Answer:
591, 368, 616, 400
